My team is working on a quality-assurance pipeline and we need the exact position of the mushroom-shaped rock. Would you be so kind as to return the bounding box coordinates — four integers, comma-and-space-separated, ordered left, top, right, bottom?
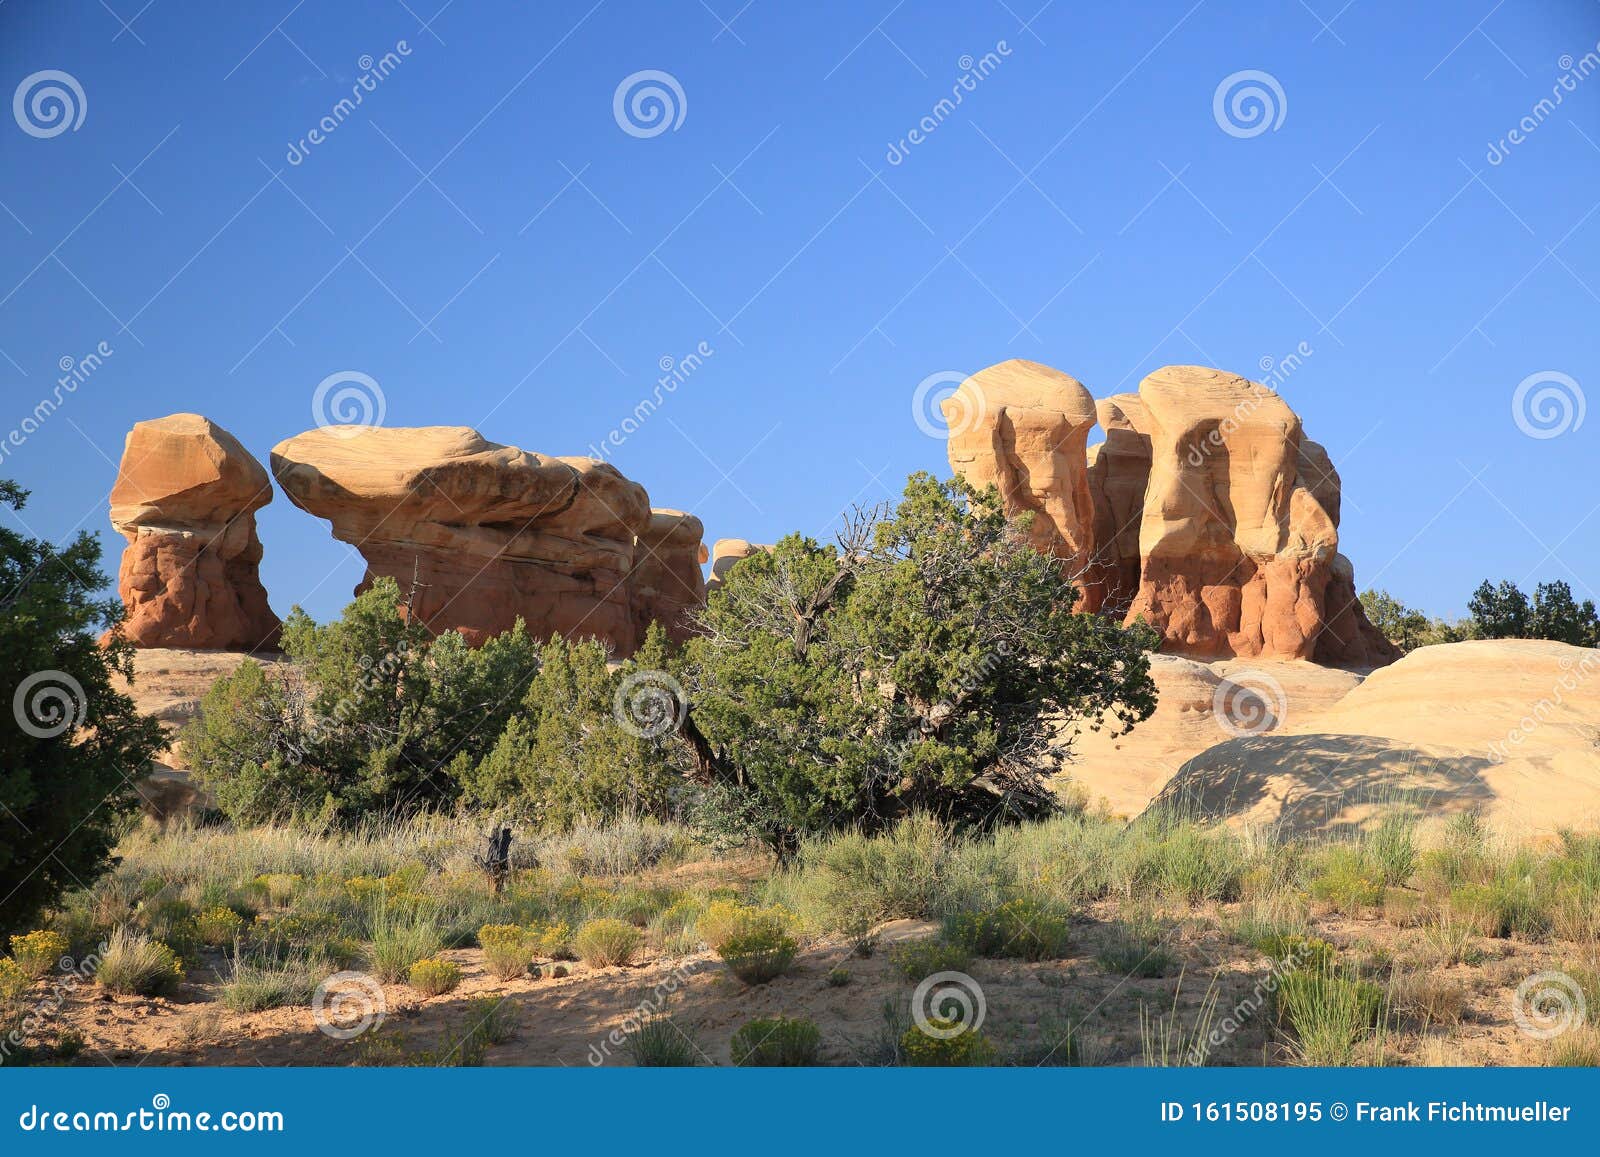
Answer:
942, 359, 1099, 593
705, 538, 771, 591
108, 414, 280, 650
1125, 365, 1394, 663
270, 425, 650, 652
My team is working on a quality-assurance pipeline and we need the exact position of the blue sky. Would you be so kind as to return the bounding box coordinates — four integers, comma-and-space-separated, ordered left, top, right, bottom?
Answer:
1, 0, 1596, 625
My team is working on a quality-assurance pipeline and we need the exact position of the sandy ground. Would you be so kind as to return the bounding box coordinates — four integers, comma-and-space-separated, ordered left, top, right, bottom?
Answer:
27, 900, 1591, 1069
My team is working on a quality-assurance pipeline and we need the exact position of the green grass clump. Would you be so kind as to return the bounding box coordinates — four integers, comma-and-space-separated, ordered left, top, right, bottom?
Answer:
888, 938, 971, 981
368, 907, 445, 984
573, 918, 643, 968
97, 929, 183, 997
408, 957, 463, 997
1275, 969, 1386, 1066
942, 896, 1071, 961
458, 996, 521, 1050
1366, 814, 1419, 886
731, 1016, 822, 1066
624, 1013, 699, 1066
221, 956, 317, 1012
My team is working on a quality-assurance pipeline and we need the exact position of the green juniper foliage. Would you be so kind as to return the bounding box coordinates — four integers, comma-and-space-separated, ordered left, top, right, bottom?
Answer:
1, 481, 163, 938
681, 474, 1157, 856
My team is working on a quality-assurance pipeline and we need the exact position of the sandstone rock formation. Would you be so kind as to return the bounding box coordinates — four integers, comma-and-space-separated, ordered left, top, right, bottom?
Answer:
705, 538, 770, 591
942, 359, 1100, 603
944, 360, 1398, 666
109, 414, 280, 650
271, 425, 652, 652
1146, 640, 1600, 836
1085, 392, 1153, 614
630, 509, 708, 643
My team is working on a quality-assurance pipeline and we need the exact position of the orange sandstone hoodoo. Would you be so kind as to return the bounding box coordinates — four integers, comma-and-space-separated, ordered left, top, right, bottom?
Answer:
943, 359, 1398, 667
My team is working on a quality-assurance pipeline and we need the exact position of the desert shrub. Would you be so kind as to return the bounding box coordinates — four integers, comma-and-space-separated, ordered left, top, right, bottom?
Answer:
899, 1018, 997, 1066
731, 1016, 821, 1066
888, 938, 971, 981
221, 956, 317, 1012
696, 901, 793, 954
478, 924, 532, 980
1387, 970, 1466, 1027
97, 929, 183, 997
1121, 816, 1249, 904
195, 907, 246, 948
573, 919, 642, 968
0, 958, 30, 1001
1253, 933, 1337, 974
255, 873, 303, 907
1275, 970, 1386, 1065
825, 966, 850, 987
9, 931, 68, 980
1096, 913, 1177, 978
942, 896, 1071, 961
625, 1013, 699, 1066
1306, 846, 1383, 912
1415, 914, 1483, 967
719, 927, 798, 984
1449, 871, 1550, 940
408, 958, 462, 996
1367, 814, 1419, 886
368, 907, 445, 983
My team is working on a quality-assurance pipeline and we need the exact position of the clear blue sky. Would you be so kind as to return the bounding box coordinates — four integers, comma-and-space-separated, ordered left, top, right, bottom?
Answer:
2, 0, 1596, 625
